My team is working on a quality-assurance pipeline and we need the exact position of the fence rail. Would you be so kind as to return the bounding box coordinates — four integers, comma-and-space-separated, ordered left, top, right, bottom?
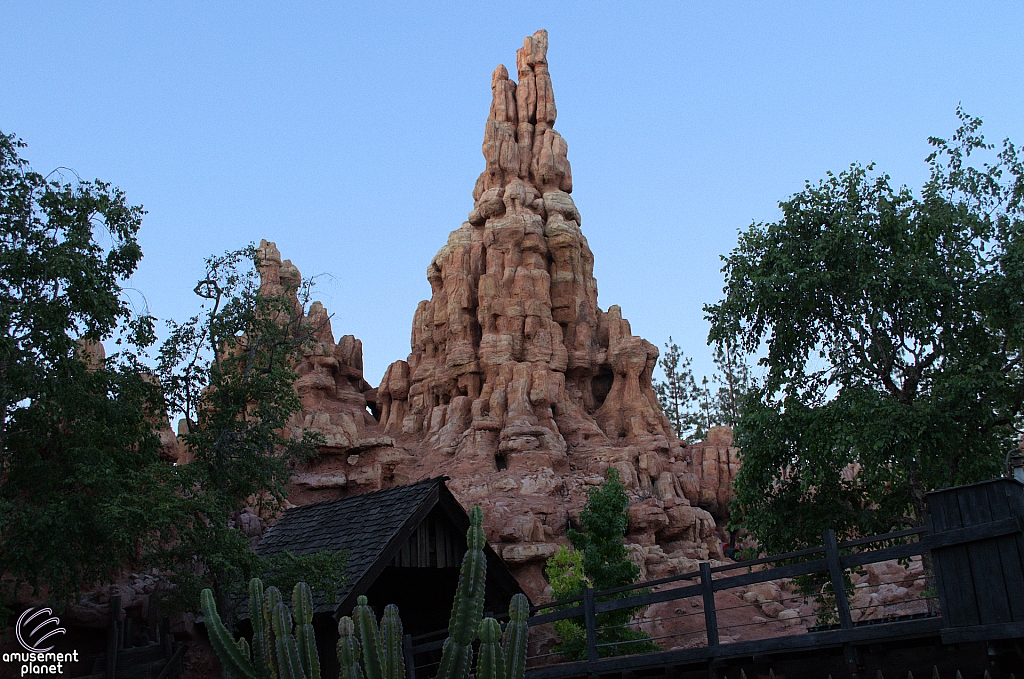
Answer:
404, 478, 1024, 678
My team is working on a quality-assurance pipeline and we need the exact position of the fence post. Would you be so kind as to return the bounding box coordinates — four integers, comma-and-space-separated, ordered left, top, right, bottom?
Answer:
823, 529, 853, 629
583, 587, 599, 663
403, 634, 417, 679
162, 618, 172, 659
106, 594, 121, 679
699, 562, 719, 647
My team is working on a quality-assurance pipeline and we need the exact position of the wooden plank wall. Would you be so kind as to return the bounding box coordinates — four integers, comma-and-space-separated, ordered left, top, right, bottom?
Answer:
927, 478, 1024, 627
391, 510, 466, 568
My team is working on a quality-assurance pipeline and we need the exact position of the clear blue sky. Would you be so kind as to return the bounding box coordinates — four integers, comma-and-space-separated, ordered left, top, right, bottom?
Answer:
3, 2, 1023, 386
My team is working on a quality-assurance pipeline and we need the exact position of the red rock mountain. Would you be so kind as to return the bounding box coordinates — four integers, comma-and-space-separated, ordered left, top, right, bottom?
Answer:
256, 30, 737, 600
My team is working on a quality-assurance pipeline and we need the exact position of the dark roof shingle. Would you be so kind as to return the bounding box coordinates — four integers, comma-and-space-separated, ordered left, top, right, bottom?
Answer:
253, 476, 443, 613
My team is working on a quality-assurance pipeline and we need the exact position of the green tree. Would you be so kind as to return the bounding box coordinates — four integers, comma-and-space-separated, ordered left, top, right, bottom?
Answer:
709, 342, 751, 429
705, 109, 1024, 554
154, 246, 342, 623
544, 469, 656, 659
0, 133, 342, 623
0, 131, 172, 612
653, 338, 699, 440
654, 339, 751, 442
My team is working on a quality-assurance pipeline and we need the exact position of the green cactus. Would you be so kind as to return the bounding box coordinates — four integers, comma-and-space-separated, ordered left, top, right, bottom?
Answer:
336, 617, 365, 679
475, 618, 505, 679
379, 605, 405, 679
435, 505, 488, 679
201, 588, 258, 679
272, 601, 307, 679
502, 594, 529, 679
263, 586, 283, 679
201, 507, 529, 679
249, 579, 271, 679
293, 583, 321, 679
353, 595, 384, 679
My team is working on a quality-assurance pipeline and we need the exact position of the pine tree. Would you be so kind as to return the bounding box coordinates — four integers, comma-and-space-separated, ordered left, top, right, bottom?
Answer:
653, 338, 702, 441
544, 469, 657, 659
710, 342, 751, 428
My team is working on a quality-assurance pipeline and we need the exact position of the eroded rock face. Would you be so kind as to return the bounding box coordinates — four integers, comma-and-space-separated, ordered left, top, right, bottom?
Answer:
680, 426, 740, 522
253, 240, 415, 507
368, 31, 722, 598
260, 31, 730, 603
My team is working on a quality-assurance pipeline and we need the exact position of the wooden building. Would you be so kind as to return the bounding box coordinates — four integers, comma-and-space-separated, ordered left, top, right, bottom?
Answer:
251, 476, 526, 678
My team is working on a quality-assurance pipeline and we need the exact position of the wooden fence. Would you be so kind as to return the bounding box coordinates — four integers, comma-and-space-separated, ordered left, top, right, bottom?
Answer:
405, 477, 1024, 678
76, 595, 188, 679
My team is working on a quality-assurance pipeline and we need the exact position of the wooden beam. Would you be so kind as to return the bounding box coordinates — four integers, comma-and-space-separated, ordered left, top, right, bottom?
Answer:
700, 562, 718, 648
583, 588, 599, 664
924, 517, 1022, 550
840, 541, 926, 569
823, 529, 853, 630
939, 621, 1024, 644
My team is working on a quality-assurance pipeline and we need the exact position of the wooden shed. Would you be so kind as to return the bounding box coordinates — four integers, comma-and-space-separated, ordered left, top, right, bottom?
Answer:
252, 476, 527, 678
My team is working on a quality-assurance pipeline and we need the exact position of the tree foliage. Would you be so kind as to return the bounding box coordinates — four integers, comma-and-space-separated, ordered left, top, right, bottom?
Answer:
653, 338, 699, 439
709, 342, 751, 429
153, 246, 341, 619
0, 131, 170, 610
0, 133, 343, 622
544, 469, 656, 659
705, 109, 1024, 554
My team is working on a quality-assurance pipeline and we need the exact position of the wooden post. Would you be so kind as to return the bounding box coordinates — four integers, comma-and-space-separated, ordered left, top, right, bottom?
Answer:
823, 529, 853, 629
403, 634, 417, 679
583, 587, 599, 663
162, 618, 172, 659
700, 562, 719, 647
107, 594, 121, 679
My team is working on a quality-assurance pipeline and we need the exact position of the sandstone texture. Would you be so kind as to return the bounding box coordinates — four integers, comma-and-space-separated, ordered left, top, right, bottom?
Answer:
277, 31, 731, 601
252, 240, 415, 508
682, 426, 740, 522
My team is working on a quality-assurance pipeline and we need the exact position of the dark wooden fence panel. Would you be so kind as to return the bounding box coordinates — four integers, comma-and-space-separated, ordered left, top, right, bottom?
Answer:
926, 478, 1024, 628
956, 480, 1011, 623
983, 479, 1024, 622
926, 483, 980, 626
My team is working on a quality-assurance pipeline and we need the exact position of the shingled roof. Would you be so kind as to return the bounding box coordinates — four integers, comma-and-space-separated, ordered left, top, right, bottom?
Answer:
253, 476, 524, 616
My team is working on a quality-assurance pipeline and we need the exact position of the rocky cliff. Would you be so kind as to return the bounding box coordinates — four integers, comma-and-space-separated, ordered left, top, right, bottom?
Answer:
276, 30, 733, 600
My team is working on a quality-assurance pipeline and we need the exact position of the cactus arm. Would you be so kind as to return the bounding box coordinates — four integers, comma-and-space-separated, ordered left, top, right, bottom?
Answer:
292, 583, 321, 679
264, 587, 284, 679
249, 579, 271, 679
272, 601, 308, 679
353, 596, 384, 679
238, 637, 252, 660
379, 605, 406, 679
435, 506, 487, 679
501, 594, 529, 679
336, 617, 365, 679
201, 589, 258, 679
475, 618, 505, 679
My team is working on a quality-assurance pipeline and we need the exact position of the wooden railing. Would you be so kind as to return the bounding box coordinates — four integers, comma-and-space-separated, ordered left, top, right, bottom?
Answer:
76, 595, 188, 679
403, 489, 1024, 678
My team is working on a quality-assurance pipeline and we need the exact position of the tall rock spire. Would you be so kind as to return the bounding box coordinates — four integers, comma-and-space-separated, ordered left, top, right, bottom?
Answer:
266, 32, 728, 601
379, 29, 685, 485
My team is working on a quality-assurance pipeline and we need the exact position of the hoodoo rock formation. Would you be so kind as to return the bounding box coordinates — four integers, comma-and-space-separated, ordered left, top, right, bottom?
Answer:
252, 240, 414, 506
277, 30, 728, 599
